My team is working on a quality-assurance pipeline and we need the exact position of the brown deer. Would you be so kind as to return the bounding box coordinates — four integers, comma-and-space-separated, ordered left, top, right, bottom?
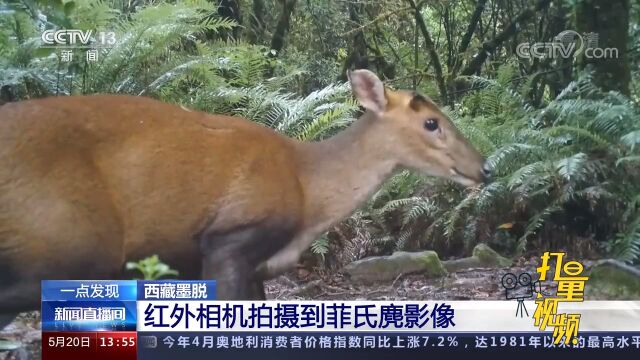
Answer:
0, 70, 489, 328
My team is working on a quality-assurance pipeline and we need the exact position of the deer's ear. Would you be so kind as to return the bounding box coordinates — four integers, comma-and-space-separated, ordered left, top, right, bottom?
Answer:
347, 69, 387, 115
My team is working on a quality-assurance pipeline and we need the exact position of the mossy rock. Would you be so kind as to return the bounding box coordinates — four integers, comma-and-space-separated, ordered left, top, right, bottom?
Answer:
443, 244, 512, 272
472, 243, 512, 267
586, 259, 640, 299
442, 257, 485, 272
344, 251, 446, 283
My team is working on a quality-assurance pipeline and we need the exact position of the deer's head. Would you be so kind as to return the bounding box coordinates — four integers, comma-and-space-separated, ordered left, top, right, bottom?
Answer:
348, 69, 490, 186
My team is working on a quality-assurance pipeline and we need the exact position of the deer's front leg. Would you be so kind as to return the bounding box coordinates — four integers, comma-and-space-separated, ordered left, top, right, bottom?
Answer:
200, 226, 265, 299
200, 219, 297, 300
258, 233, 315, 280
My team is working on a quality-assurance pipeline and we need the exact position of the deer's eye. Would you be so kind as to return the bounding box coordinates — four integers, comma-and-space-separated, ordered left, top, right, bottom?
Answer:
424, 118, 439, 131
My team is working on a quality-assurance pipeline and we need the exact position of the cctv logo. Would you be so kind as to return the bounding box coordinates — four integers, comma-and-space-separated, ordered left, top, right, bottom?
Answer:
42, 30, 92, 45
41, 30, 116, 47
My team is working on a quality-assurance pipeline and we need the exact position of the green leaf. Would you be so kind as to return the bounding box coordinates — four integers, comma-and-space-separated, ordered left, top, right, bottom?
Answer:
621, 130, 640, 151
64, 1, 76, 17
35, 47, 56, 58
126, 255, 179, 280
53, 0, 64, 12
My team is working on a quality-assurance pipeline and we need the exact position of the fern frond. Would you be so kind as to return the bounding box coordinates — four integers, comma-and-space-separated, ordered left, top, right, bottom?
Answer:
518, 203, 563, 253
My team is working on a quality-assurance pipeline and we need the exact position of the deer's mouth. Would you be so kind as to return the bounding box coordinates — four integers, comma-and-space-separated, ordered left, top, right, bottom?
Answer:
450, 167, 482, 187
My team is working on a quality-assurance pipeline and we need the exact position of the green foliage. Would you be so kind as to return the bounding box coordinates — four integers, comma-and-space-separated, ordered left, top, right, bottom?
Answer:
126, 255, 179, 280
310, 234, 330, 260
208, 81, 357, 140
607, 191, 640, 263
0, 0, 248, 99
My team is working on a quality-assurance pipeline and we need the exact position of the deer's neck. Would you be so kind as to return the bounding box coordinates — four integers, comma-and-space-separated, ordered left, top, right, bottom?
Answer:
294, 112, 397, 230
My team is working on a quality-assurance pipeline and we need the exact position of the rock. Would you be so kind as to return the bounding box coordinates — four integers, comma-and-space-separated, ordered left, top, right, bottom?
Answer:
586, 259, 640, 299
443, 243, 512, 272
442, 257, 485, 272
343, 251, 446, 283
472, 243, 512, 267
343, 244, 512, 282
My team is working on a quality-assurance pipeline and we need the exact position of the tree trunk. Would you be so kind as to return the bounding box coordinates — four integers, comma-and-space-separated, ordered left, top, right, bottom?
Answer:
540, 0, 572, 99
452, 0, 488, 75
270, 0, 297, 56
575, 0, 630, 95
407, 0, 448, 105
208, 0, 241, 40
461, 0, 552, 76
247, 0, 265, 44
340, 2, 370, 81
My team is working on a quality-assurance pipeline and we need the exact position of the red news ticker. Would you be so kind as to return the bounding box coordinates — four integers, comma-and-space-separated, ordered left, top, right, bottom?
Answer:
42, 331, 137, 360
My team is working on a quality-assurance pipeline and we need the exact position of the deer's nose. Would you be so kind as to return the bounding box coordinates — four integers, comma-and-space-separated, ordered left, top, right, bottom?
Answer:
481, 161, 492, 183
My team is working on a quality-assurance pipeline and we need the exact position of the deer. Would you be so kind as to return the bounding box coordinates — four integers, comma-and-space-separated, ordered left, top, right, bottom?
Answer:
0, 69, 490, 330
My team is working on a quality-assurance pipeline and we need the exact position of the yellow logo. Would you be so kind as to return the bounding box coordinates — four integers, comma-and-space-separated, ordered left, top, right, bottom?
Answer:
533, 252, 588, 345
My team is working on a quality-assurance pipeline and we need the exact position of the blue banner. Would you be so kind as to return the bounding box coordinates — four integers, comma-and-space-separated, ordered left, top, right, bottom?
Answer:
41, 300, 137, 331
41, 280, 137, 301
41, 280, 217, 332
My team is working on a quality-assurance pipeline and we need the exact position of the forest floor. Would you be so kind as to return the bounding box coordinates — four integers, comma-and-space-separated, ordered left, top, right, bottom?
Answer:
0, 255, 596, 359
266, 255, 563, 300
